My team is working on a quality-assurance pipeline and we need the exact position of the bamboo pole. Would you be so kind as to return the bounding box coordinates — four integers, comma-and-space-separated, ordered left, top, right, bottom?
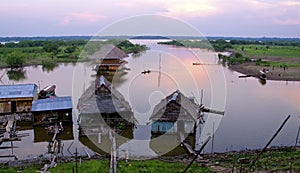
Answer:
249, 115, 291, 169
183, 136, 211, 173
294, 116, 300, 147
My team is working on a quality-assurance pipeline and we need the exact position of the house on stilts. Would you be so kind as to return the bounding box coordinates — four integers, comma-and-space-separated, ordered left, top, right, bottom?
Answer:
77, 75, 135, 154
90, 44, 128, 77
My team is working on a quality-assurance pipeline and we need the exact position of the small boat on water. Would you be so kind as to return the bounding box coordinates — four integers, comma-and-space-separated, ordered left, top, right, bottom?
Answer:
39, 85, 56, 99
141, 70, 151, 74
259, 68, 268, 80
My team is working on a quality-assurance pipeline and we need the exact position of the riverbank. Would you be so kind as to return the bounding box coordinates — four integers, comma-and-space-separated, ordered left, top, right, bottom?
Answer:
229, 63, 300, 81
0, 146, 299, 172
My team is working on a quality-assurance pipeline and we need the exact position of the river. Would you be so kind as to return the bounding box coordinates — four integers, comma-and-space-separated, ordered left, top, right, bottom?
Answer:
0, 39, 299, 160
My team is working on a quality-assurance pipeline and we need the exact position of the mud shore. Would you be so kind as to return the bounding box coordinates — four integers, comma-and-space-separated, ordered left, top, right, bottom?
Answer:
229, 63, 300, 81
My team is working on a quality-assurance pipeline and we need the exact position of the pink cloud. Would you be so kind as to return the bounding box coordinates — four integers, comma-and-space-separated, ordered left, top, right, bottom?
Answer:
61, 12, 106, 25
159, 0, 222, 18
274, 19, 300, 25
280, 1, 300, 6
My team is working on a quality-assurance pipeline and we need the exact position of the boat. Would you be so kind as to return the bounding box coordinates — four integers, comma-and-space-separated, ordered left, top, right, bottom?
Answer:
258, 68, 268, 80
192, 62, 202, 65
258, 68, 269, 80
141, 70, 151, 74
38, 85, 56, 99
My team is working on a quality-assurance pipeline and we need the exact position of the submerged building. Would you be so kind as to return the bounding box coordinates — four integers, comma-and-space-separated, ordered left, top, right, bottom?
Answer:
90, 44, 128, 74
31, 96, 73, 125
0, 84, 38, 114
150, 90, 203, 134
77, 75, 135, 154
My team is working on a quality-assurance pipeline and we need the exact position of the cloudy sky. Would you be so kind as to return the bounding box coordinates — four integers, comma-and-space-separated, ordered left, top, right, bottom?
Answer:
1, 0, 300, 37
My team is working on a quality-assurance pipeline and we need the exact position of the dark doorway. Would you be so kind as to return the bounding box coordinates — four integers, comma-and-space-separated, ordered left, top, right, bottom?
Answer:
11, 101, 16, 113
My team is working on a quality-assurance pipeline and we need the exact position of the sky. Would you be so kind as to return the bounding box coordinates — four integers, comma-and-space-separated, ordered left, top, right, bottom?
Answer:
1, 0, 300, 37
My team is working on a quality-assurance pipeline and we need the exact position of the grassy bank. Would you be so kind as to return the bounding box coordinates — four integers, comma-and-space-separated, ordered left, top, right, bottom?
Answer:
49, 159, 209, 173
0, 39, 146, 69
0, 159, 209, 173
233, 44, 300, 58
210, 147, 300, 172
158, 39, 300, 68
0, 147, 299, 172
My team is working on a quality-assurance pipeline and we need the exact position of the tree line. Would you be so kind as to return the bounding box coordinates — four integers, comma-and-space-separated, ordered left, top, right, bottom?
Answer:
0, 39, 147, 68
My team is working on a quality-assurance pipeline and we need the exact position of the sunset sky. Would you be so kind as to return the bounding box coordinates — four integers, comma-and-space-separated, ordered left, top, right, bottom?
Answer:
1, 0, 300, 37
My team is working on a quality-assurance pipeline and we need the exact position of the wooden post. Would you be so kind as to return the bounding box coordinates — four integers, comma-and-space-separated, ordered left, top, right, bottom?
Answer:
109, 130, 117, 173
249, 115, 291, 169
211, 122, 215, 155
295, 116, 300, 147
74, 148, 78, 173
183, 136, 211, 173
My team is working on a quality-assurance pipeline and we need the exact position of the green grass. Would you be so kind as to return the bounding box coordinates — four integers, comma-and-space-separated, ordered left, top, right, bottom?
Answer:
0, 46, 85, 68
0, 165, 43, 173
0, 148, 299, 172
0, 159, 209, 173
234, 45, 300, 58
49, 159, 209, 173
0, 40, 146, 68
212, 148, 300, 172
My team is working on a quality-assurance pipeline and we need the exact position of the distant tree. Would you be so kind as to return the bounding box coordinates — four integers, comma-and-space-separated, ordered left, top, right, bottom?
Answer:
235, 52, 243, 59
3, 42, 17, 48
117, 40, 134, 48
64, 46, 77, 53
291, 42, 298, 47
6, 51, 25, 68
43, 43, 60, 55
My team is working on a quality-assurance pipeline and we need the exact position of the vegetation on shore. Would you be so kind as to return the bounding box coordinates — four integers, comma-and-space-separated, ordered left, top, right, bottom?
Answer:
0, 39, 146, 69
158, 39, 300, 69
210, 147, 300, 172
0, 147, 299, 172
158, 39, 233, 52
0, 158, 209, 173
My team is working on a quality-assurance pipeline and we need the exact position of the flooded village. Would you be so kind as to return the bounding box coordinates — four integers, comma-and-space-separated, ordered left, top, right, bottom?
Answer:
1, 0, 300, 171
0, 38, 299, 172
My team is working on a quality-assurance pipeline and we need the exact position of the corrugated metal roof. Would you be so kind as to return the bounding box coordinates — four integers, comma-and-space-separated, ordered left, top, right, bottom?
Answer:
31, 96, 72, 112
0, 84, 38, 99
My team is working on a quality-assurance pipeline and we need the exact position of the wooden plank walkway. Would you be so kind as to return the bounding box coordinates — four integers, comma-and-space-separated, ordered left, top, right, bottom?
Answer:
179, 132, 196, 155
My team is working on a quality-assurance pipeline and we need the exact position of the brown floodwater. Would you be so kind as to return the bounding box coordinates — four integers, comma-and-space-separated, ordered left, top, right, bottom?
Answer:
0, 40, 300, 160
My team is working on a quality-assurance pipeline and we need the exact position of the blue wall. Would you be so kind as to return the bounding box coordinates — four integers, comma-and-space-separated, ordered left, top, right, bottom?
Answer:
151, 121, 177, 133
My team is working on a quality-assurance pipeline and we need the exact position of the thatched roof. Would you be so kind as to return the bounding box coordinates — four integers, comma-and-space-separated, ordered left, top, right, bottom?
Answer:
89, 44, 128, 61
150, 90, 200, 122
77, 75, 132, 115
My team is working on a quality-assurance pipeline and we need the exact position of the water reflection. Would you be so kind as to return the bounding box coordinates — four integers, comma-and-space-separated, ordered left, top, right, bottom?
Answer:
42, 64, 58, 72
258, 79, 267, 85
6, 68, 26, 81
33, 126, 74, 143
